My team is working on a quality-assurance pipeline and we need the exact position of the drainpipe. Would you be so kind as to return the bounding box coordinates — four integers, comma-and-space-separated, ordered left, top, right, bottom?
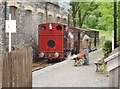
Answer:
45, 2, 48, 23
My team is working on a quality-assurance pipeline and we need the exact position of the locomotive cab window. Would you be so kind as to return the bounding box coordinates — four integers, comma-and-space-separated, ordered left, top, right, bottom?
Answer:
41, 25, 46, 31
56, 25, 62, 31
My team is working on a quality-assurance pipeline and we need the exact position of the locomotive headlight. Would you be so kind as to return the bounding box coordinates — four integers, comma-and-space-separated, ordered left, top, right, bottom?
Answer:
40, 52, 44, 58
54, 52, 59, 58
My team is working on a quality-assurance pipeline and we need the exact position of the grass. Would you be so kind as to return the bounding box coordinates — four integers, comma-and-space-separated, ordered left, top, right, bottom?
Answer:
90, 28, 112, 41
99, 30, 112, 41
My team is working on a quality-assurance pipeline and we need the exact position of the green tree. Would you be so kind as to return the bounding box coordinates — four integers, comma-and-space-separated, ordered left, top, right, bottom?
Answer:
117, 1, 120, 45
70, 1, 99, 28
70, 2, 114, 31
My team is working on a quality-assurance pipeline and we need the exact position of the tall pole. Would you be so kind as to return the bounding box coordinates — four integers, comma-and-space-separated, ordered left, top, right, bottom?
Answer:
114, 0, 117, 49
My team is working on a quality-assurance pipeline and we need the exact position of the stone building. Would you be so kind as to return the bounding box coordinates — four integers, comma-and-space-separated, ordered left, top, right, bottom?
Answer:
0, 1, 69, 59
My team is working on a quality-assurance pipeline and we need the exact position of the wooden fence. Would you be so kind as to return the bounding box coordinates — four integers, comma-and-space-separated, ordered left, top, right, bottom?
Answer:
1, 46, 33, 87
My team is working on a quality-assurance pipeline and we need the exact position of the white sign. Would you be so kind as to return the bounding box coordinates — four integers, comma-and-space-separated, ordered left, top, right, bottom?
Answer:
5, 14, 16, 33
5, 14, 16, 52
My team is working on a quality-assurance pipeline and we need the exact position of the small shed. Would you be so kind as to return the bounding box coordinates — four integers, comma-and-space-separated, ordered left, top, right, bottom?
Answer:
105, 46, 120, 88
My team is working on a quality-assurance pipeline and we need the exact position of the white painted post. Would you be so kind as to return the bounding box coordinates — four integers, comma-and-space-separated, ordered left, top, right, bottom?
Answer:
5, 14, 16, 52
112, 30, 114, 50
9, 32, 11, 52
8, 14, 11, 52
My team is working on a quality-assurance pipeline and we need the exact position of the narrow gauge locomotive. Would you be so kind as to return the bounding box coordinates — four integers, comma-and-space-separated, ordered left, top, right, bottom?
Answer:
38, 23, 67, 62
38, 23, 99, 61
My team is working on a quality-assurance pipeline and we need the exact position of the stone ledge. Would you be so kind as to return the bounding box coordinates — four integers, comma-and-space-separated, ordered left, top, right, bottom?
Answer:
37, 8, 45, 14
105, 52, 120, 62
56, 13, 61, 18
105, 46, 120, 71
48, 11, 54, 16
24, 5, 34, 12
7, 2, 19, 8
63, 15, 68, 20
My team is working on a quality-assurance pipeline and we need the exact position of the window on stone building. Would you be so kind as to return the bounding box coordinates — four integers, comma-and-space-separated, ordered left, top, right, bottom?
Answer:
10, 6, 18, 25
9, 6, 18, 45
56, 16, 60, 23
25, 10, 32, 44
10, 6, 16, 20
48, 15, 52, 23
25, 10, 32, 32
38, 12, 43, 24
63, 18, 67, 24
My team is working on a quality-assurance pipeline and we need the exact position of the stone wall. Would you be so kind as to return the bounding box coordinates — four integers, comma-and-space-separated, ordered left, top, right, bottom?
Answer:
0, 1, 68, 59
0, 2, 6, 54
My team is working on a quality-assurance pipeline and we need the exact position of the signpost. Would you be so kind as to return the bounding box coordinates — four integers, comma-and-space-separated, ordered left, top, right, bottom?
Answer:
5, 14, 16, 52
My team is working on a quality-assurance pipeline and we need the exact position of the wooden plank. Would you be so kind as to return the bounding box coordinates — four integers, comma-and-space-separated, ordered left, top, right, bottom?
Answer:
118, 66, 120, 88
8, 52, 12, 87
18, 49, 22, 87
23, 48, 26, 87
109, 67, 119, 87
2, 53, 5, 87
0, 54, 2, 88
28, 47, 32, 87
13, 51, 17, 87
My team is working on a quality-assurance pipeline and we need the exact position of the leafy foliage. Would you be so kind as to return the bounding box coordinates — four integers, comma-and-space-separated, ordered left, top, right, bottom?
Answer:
69, 2, 114, 31
102, 40, 112, 57
117, 1, 120, 45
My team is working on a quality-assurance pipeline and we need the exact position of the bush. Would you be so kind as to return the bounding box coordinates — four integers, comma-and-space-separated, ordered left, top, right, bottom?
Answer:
102, 40, 112, 57
117, 41, 120, 47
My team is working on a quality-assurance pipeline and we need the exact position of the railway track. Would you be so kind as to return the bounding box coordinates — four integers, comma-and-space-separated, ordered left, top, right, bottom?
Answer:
32, 58, 66, 72
32, 61, 55, 72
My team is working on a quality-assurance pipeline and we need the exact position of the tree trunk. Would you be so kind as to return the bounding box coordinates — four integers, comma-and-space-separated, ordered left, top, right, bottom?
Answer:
71, 2, 79, 27
73, 14, 76, 27
78, 9, 82, 28
78, 0, 94, 28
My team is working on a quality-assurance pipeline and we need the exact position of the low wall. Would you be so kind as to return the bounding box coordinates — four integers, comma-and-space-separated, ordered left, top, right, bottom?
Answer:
105, 46, 120, 88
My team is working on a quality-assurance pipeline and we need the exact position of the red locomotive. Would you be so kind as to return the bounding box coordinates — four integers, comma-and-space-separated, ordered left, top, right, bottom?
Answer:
38, 23, 67, 61
38, 23, 99, 62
